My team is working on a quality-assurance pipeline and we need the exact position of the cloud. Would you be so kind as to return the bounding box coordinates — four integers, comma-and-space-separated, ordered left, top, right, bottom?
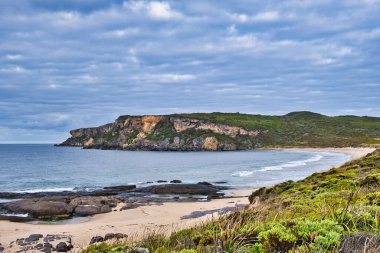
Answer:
5, 54, 23, 60
125, 1, 183, 20
0, 0, 379, 142
0, 66, 29, 73
227, 11, 282, 23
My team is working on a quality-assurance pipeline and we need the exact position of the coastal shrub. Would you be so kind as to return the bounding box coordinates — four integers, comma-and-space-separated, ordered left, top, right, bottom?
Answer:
178, 250, 197, 253
293, 219, 343, 251
359, 174, 380, 187
257, 223, 297, 251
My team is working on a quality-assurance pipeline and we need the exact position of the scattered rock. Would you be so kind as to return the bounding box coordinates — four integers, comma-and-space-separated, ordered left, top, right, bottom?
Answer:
170, 180, 182, 184
198, 181, 212, 186
137, 183, 226, 196
131, 247, 150, 253
43, 243, 52, 253
56, 242, 69, 252
35, 243, 44, 250
103, 185, 136, 191
74, 204, 111, 216
120, 203, 142, 210
25, 234, 43, 243
90, 236, 104, 244
104, 233, 128, 241
16, 238, 24, 245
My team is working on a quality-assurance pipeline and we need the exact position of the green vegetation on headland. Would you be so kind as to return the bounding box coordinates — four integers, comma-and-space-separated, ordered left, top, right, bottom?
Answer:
175, 111, 380, 148
59, 111, 380, 150
83, 149, 380, 253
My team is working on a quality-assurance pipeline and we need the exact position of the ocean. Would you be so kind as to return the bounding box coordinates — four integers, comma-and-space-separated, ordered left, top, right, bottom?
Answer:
0, 144, 350, 194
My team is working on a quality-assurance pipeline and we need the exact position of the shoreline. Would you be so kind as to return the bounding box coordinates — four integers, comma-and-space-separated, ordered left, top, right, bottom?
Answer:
0, 147, 376, 252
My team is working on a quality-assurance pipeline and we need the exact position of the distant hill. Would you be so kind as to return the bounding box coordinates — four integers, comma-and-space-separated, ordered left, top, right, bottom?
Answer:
58, 111, 380, 150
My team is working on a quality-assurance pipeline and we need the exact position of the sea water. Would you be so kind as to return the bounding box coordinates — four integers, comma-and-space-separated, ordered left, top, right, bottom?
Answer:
0, 144, 350, 193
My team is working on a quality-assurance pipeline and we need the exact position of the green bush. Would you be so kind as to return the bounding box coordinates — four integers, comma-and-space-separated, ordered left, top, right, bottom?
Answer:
257, 223, 297, 252
294, 219, 343, 251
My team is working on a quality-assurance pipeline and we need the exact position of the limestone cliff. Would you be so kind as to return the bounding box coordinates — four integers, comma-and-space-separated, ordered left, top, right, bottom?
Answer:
58, 115, 260, 151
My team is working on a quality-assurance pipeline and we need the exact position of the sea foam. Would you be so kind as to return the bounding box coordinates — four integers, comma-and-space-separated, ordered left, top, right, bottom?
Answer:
258, 154, 323, 172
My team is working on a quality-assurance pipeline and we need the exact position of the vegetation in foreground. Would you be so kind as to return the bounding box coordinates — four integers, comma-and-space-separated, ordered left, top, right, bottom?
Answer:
83, 149, 380, 252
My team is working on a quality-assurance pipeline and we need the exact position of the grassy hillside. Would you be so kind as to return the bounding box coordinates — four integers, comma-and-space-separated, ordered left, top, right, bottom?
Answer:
174, 112, 380, 148
83, 149, 380, 253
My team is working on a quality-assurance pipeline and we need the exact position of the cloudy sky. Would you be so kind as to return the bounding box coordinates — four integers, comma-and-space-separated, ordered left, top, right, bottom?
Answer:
1, 0, 379, 143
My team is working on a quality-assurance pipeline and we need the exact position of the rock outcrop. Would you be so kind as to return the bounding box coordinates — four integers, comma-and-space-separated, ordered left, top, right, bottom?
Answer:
58, 115, 260, 151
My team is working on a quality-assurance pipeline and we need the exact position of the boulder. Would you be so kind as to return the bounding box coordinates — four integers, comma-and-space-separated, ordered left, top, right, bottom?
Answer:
74, 204, 111, 216
103, 185, 136, 191
104, 233, 127, 241
131, 247, 150, 253
170, 180, 182, 184
30, 201, 73, 218
90, 236, 104, 244
25, 234, 43, 243
4, 199, 73, 219
137, 183, 226, 196
202, 136, 219, 151
43, 243, 52, 253
56, 242, 69, 252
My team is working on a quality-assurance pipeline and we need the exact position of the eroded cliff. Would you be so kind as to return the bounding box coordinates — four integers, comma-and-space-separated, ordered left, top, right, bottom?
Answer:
58, 115, 260, 151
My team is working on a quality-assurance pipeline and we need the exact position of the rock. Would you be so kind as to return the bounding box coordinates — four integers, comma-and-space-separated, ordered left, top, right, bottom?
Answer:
25, 234, 43, 242
43, 243, 52, 253
170, 180, 182, 184
0, 243, 3, 252
58, 115, 259, 151
69, 196, 118, 208
137, 183, 226, 196
104, 233, 127, 241
202, 136, 219, 151
214, 181, 228, 184
156, 180, 167, 183
131, 247, 150, 253
35, 243, 44, 250
74, 204, 111, 216
198, 181, 212, 186
90, 236, 104, 244
103, 185, 136, 191
16, 238, 24, 245
56, 242, 68, 252
120, 203, 141, 210
4, 199, 73, 219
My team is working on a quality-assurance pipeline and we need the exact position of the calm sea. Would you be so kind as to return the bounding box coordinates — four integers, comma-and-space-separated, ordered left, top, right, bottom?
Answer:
0, 144, 350, 193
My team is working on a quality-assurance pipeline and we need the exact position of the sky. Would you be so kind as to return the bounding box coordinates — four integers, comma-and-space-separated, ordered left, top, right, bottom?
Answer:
0, 0, 380, 143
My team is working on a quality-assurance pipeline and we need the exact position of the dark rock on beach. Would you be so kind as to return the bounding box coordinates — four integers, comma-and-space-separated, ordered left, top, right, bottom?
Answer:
0, 182, 228, 221
0, 195, 119, 220
136, 183, 227, 196
8, 234, 71, 253
90, 236, 104, 244
103, 185, 136, 191
56, 242, 70, 252
104, 233, 128, 241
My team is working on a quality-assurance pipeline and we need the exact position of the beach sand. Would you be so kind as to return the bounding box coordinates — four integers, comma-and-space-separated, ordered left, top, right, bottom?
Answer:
0, 147, 375, 251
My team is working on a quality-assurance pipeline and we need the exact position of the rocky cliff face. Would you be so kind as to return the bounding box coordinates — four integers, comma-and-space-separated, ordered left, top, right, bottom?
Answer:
58, 115, 261, 151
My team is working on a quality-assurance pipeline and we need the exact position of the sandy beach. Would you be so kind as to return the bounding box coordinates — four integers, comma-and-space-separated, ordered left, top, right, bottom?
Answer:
0, 147, 375, 252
